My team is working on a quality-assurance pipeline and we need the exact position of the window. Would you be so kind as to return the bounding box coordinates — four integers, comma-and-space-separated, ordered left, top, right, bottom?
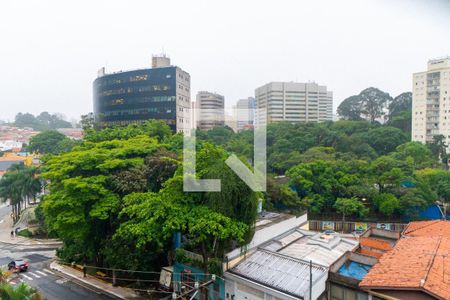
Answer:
356, 293, 368, 300
331, 285, 343, 300
130, 75, 148, 81
330, 284, 365, 300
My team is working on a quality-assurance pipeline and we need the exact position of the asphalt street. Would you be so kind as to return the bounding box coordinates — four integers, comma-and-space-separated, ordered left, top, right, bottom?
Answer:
0, 205, 116, 300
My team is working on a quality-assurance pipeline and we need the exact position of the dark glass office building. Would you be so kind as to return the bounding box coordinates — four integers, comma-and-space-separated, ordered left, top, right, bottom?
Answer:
93, 57, 191, 132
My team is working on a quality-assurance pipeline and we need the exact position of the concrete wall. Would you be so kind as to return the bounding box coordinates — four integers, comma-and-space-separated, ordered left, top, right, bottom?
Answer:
254, 82, 333, 128
361, 228, 400, 240
225, 271, 327, 300
226, 213, 308, 263
176, 67, 191, 134
412, 58, 450, 149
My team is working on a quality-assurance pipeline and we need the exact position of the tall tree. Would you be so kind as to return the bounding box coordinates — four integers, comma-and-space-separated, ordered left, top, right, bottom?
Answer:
366, 127, 408, 155
14, 112, 71, 131
337, 95, 363, 120
359, 87, 392, 123
28, 130, 73, 155
427, 134, 448, 165
0, 165, 41, 222
334, 197, 368, 224
338, 88, 392, 122
388, 92, 412, 121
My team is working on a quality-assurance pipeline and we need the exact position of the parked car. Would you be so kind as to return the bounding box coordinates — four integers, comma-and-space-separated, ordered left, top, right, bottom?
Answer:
8, 260, 29, 272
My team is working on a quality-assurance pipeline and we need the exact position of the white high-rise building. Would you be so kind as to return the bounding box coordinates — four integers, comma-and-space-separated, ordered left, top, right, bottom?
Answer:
254, 82, 333, 127
235, 97, 255, 131
412, 57, 450, 150
195, 91, 225, 130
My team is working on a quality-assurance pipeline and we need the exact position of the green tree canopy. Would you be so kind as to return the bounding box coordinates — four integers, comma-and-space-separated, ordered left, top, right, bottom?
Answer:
15, 112, 72, 131
338, 88, 393, 122
334, 197, 368, 223
28, 130, 77, 155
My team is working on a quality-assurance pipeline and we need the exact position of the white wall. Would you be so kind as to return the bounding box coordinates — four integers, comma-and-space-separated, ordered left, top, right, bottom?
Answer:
226, 213, 307, 262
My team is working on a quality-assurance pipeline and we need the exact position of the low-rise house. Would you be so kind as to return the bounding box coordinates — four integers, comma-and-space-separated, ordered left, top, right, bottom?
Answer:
359, 236, 450, 300
272, 230, 359, 266
171, 212, 308, 299
356, 228, 400, 259
0, 140, 23, 152
57, 128, 83, 140
226, 212, 308, 265
0, 156, 26, 172
328, 251, 377, 300
224, 229, 359, 300
226, 249, 328, 300
402, 220, 450, 237
359, 220, 450, 300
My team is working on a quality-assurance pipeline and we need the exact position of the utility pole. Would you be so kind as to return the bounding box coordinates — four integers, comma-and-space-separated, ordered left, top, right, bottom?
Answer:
175, 279, 215, 300
309, 260, 313, 300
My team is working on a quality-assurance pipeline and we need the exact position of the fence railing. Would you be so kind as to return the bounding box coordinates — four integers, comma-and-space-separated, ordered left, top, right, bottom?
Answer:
308, 220, 407, 233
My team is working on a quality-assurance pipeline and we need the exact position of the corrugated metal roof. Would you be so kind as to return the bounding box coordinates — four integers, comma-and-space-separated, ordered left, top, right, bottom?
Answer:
267, 230, 359, 267
230, 249, 327, 298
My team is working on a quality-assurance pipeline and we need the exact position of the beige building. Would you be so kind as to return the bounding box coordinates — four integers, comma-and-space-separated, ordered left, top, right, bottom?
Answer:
255, 82, 333, 127
412, 57, 450, 149
195, 91, 225, 130
234, 97, 255, 131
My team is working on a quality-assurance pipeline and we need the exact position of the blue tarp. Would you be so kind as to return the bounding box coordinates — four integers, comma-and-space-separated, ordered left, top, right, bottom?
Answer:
338, 261, 372, 281
419, 205, 450, 220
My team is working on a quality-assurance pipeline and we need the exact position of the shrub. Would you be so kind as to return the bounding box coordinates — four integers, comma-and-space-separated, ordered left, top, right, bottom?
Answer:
17, 229, 32, 238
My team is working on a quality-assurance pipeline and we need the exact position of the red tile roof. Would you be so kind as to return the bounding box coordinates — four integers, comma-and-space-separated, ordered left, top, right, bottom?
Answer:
360, 237, 393, 252
403, 220, 450, 237
360, 236, 450, 300
358, 248, 383, 259
0, 156, 26, 162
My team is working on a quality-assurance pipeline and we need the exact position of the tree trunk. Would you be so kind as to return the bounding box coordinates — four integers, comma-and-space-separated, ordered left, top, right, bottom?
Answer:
201, 242, 208, 274
200, 242, 209, 300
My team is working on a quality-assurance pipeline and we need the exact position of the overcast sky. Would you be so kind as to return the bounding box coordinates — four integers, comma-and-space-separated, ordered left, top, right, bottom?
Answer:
0, 0, 449, 122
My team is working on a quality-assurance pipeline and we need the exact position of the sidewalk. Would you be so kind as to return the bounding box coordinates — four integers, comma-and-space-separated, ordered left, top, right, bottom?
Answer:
50, 261, 142, 299
0, 207, 62, 247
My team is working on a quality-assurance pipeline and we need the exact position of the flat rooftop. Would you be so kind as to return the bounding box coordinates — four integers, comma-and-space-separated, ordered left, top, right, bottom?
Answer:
261, 229, 358, 267
338, 261, 372, 281
255, 211, 294, 231
229, 249, 327, 299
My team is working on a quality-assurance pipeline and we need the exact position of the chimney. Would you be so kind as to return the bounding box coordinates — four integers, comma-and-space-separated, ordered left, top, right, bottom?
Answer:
152, 54, 171, 68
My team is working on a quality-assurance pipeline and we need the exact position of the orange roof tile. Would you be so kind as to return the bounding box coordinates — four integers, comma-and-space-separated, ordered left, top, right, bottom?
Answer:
0, 156, 26, 162
360, 237, 393, 252
360, 236, 450, 300
404, 220, 450, 237
358, 248, 383, 259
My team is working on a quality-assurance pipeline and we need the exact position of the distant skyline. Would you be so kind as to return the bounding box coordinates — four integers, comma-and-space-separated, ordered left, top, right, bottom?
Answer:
0, 0, 449, 121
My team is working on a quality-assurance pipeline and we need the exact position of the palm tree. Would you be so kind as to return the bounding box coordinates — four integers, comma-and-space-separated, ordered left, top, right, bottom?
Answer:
0, 164, 42, 223
0, 282, 41, 300
0, 170, 22, 222
19, 166, 41, 206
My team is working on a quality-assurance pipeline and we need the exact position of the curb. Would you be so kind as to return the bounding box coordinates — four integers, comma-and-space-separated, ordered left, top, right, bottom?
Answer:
49, 261, 138, 300
0, 238, 62, 247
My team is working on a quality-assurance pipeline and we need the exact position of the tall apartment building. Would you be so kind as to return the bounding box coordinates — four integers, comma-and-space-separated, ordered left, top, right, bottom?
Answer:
195, 91, 225, 130
412, 57, 450, 149
254, 82, 333, 127
235, 97, 255, 131
93, 55, 191, 133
